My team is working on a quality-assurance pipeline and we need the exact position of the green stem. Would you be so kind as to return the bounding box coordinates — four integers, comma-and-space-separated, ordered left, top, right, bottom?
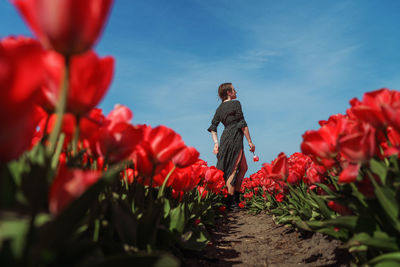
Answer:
47, 55, 70, 155
157, 166, 176, 199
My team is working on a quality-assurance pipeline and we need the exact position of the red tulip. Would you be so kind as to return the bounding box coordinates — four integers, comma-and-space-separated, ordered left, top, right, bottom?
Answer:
95, 106, 143, 163
304, 162, 324, 185
97, 122, 143, 164
339, 123, 376, 163
14, 0, 114, 55
40, 50, 114, 116
172, 146, 200, 168
339, 162, 361, 183
381, 91, 400, 133
49, 165, 101, 215
79, 108, 106, 141
131, 125, 187, 177
120, 168, 135, 184
197, 186, 208, 199
275, 192, 285, 202
301, 114, 348, 165
172, 164, 202, 192
327, 201, 352, 215
287, 152, 312, 184
106, 104, 133, 126
0, 36, 45, 161
270, 152, 288, 180
348, 88, 391, 129
204, 166, 225, 193
146, 125, 186, 164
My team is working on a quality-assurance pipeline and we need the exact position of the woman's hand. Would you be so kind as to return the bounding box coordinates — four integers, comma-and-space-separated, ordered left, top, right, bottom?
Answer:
213, 143, 219, 155
249, 142, 255, 153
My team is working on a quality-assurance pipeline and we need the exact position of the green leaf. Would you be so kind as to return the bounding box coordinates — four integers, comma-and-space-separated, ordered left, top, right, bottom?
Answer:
374, 186, 400, 232
315, 183, 338, 196
292, 219, 312, 231
169, 204, 185, 234
163, 199, 171, 219
349, 244, 368, 252
35, 164, 122, 252
347, 232, 399, 252
0, 212, 29, 259
316, 227, 348, 240
369, 252, 400, 265
370, 158, 388, 185
306, 216, 358, 230
309, 190, 333, 220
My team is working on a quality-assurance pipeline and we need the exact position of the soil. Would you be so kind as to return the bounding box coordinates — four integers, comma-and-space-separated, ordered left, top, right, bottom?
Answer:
182, 210, 352, 267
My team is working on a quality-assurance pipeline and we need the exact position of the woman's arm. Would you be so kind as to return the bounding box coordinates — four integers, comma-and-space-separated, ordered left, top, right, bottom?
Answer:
211, 131, 219, 155
242, 126, 255, 152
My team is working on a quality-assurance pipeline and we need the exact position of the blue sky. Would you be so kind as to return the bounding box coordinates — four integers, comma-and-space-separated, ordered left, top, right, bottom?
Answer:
2, 0, 400, 175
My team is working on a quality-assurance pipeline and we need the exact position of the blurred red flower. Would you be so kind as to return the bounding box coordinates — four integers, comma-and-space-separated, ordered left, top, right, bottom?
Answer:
204, 166, 225, 193
49, 165, 101, 215
348, 88, 391, 129
197, 186, 208, 200
301, 114, 348, 167
40, 50, 114, 116
146, 125, 186, 164
131, 125, 186, 177
0, 36, 45, 161
275, 192, 285, 202
96, 105, 143, 163
339, 123, 376, 163
219, 205, 226, 212
14, 0, 114, 55
172, 146, 200, 168
327, 200, 352, 215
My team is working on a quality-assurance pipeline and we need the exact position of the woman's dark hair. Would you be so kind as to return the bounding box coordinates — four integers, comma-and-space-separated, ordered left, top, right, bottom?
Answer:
218, 83, 233, 101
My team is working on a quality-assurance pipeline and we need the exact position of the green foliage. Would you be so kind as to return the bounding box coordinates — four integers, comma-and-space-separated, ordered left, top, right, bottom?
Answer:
244, 154, 400, 265
0, 142, 224, 266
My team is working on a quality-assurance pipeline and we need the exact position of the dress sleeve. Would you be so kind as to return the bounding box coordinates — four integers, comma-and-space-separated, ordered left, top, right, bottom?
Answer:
235, 101, 247, 128
207, 110, 220, 132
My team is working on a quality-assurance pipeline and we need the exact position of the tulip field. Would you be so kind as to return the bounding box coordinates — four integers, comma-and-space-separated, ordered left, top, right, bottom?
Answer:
2, 1, 400, 266
241, 88, 400, 266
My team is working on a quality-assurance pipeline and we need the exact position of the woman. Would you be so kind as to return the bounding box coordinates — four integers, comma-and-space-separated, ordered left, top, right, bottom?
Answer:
207, 83, 255, 209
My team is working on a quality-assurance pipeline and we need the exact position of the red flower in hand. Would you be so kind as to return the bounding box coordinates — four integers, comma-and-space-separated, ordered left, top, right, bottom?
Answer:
14, 0, 114, 55
40, 50, 114, 116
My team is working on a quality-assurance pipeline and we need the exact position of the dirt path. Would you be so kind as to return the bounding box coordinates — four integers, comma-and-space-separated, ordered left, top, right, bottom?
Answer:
182, 210, 351, 266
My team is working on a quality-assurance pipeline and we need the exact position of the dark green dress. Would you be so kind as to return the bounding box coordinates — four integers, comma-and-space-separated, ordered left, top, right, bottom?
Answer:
207, 100, 247, 185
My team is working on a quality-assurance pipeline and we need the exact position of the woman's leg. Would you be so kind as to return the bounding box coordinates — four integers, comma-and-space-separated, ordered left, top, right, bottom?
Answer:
234, 153, 248, 192
225, 149, 243, 195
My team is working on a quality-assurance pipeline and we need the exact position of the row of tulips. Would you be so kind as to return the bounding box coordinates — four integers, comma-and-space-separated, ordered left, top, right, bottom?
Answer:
0, 1, 228, 266
241, 88, 400, 266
